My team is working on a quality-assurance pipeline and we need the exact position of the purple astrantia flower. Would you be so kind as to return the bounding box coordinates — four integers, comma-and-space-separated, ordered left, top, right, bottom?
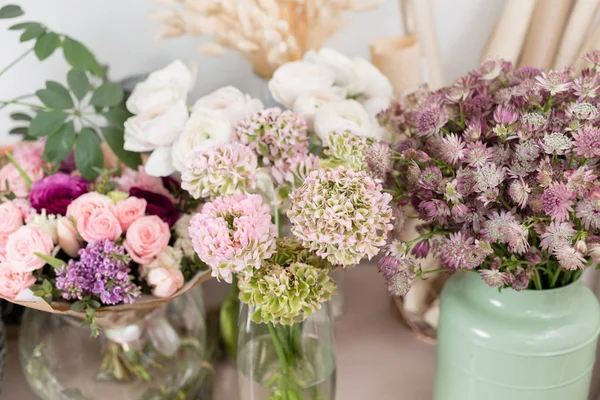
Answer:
29, 173, 89, 215
56, 239, 140, 305
130, 187, 180, 227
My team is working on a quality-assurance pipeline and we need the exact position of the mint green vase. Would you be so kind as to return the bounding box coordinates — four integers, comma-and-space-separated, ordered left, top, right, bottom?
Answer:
434, 271, 600, 400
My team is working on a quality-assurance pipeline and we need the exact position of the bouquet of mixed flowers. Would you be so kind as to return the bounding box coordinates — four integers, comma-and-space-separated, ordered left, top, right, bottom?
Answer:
377, 52, 600, 295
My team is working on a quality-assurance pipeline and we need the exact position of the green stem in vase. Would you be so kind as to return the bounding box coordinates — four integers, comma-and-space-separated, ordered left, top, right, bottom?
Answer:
267, 322, 289, 399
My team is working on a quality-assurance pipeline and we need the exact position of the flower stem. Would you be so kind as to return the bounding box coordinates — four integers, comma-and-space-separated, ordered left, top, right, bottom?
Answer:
0, 94, 38, 111
6, 152, 32, 188
406, 231, 449, 248
0, 47, 34, 78
267, 323, 289, 399
273, 208, 281, 238
533, 268, 543, 290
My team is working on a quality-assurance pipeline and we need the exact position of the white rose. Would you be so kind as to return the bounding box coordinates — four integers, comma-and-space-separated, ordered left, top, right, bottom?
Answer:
171, 109, 233, 172
361, 96, 392, 117
192, 86, 263, 126
292, 87, 347, 130
174, 214, 192, 240
268, 60, 336, 108
352, 57, 393, 99
175, 237, 195, 259
126, 60, 195, 114
314, 99, 383, 142
305, 48, 363, 96
141, 246, 185, 298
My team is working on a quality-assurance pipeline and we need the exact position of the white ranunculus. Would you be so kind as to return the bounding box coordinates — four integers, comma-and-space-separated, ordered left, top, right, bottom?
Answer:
124, 101, 189, 152
352, 57, 394, 99
144, 146, 176, 177
313, 99, 383, 142
192, 86, 263, 126
292, 87, 347, 130
361, 96, 392, 117
305, 48, 364, 96
171, 109, 233, 172
268, 60, 336, 108
126, 60, 195, 115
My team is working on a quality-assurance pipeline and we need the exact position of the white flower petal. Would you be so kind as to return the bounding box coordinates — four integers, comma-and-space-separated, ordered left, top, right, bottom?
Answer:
145, 146, 176, 177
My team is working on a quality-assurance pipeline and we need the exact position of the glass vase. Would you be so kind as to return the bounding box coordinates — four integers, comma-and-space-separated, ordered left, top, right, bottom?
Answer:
434, 271, 600, 400
237, 303, 336, 400
19, 286, 207, 400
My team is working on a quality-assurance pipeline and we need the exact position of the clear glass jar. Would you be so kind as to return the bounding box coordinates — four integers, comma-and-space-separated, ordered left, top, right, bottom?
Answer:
237, 302, 336, 400
19, 286, 207, 400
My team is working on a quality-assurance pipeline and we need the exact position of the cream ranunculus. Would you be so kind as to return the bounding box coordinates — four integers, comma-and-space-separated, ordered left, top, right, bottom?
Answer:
361, 96, 392, 117
305, 48, 364, 96
313, 99, 383, 143
352, 57, 394, 100
192, 86, 263, 126
268, 60, 336, 108
171, 109, 233, 172
292, 87, 347, 130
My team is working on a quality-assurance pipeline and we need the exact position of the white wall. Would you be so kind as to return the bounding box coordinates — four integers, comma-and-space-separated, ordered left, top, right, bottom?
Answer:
0, 0, 503, 144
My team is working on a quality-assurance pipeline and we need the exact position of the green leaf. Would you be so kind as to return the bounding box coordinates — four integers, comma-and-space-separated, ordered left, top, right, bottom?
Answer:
42, 279, 53, 293
34, 32, 60, 60
35, 252, 67, 270
75, 128, 103, 180
9, 22, 41, 31
103, 104, 132, 127
88, 300, 101, 309
67, 69, 90, 101
44, 121, 75, 163
9, 126, 28, 135
62, 37, 102, 76
0, 4, 24, 19
90, 83, 123, 107
28, 110, 67, 137
20, 25, 45, 42
36, 81, 74, 110
70, 301, 86, 312
101, 126, 142, 169
10, 112, 31, 121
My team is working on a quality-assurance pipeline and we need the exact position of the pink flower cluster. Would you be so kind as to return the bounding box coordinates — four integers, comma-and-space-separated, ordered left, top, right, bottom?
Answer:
188, 194, 277, 283
379, 54, 600, 291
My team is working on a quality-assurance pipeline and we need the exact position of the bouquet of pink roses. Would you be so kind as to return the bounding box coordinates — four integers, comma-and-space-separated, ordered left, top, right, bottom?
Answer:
378, 52, 600, 294
0, 142, 208, 332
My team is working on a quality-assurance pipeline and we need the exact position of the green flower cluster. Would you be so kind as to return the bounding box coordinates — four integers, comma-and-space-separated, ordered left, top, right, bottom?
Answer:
323, 130, 374, 171
238, 261, 335, 325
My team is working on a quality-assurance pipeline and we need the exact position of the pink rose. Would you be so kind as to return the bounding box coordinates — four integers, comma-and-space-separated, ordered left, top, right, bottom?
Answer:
78, 208, 123, 242
0, 163, 44, 198
147, 267, 184, 297
5, 226, 54, 272
56, 217, 83, 257
0, 264, 36, 300
0, 234, 8, 262
115, 197, 147, 231
12, 199, 35, 223
124, 216, 171, 264
0, 201, 23, 235
66, 192, 114, 225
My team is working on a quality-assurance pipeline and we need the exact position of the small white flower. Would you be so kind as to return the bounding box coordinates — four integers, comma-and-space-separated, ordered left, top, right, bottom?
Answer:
352, 56, 393, 99
360, 96, 391, 117
192, 86, 263, 126
171, 108, 233, 173
292, 87, 346, 129
268, 60, 336, 108
305, 48, 363, 95
313, 99, 383, 143
29, 210, 58, 244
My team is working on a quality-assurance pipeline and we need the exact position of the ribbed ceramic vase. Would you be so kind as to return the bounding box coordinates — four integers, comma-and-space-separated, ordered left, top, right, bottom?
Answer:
434, 271, 600, 400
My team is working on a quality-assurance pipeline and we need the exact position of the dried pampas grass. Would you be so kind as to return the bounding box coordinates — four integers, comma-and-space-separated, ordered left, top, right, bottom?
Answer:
152, 0, 381, 78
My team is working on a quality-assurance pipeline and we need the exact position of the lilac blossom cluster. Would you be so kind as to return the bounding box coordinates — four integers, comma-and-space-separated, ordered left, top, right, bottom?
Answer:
56, 239, 140, 305
378, 53, 600, 291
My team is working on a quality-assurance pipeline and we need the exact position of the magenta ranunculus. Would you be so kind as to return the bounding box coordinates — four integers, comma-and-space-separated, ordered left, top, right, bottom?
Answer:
130, 187, 180, 227
29, 174, 90, 216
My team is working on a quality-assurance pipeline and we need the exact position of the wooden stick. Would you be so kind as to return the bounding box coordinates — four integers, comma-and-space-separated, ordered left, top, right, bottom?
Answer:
406, 0, 444, 89
555, 0, 600, 68
481, 0, 536, 64
573, 20, 600, 70
519, 0, 575, 69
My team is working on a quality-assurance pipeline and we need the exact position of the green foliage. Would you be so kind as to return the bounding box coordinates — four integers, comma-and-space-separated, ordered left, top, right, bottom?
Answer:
1, 4, 141, 178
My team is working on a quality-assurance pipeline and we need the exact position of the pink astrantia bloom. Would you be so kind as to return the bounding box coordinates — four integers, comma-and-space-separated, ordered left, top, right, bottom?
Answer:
189, 194, 277, 283
572, 126, 600, 158
535, 70, 572, 95
555, 246, 587, 271
507, 179, 530, 209
440, 133, 466, 165
416, 107, 448, 137
541, 183, 574, 222
464, 141, 493, 168
576, 199, 600, 230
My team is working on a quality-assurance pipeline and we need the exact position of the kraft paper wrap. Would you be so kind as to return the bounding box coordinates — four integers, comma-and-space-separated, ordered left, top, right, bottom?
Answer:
370, 35, 422, 95
573, 20, 600, 70
554, 0, 600, 68
481, 0, 536, 64
519, 0, 575, 69
401, 0, 444, 89
8, 270, 211, 329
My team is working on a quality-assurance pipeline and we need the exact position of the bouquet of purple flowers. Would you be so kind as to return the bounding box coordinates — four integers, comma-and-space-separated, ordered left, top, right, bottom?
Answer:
379, 52, 600, 293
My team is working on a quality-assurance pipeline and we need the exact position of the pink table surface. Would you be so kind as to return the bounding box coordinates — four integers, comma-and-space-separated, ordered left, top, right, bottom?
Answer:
1, 264, 436, 400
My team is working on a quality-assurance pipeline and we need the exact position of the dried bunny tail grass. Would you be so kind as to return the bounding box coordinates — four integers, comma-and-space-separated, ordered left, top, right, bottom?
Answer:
152, 0, 382, 77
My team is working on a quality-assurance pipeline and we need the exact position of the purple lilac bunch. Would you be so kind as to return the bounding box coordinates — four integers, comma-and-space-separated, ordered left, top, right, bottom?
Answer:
379, 53, 600, 292
56, 239, 141, 305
